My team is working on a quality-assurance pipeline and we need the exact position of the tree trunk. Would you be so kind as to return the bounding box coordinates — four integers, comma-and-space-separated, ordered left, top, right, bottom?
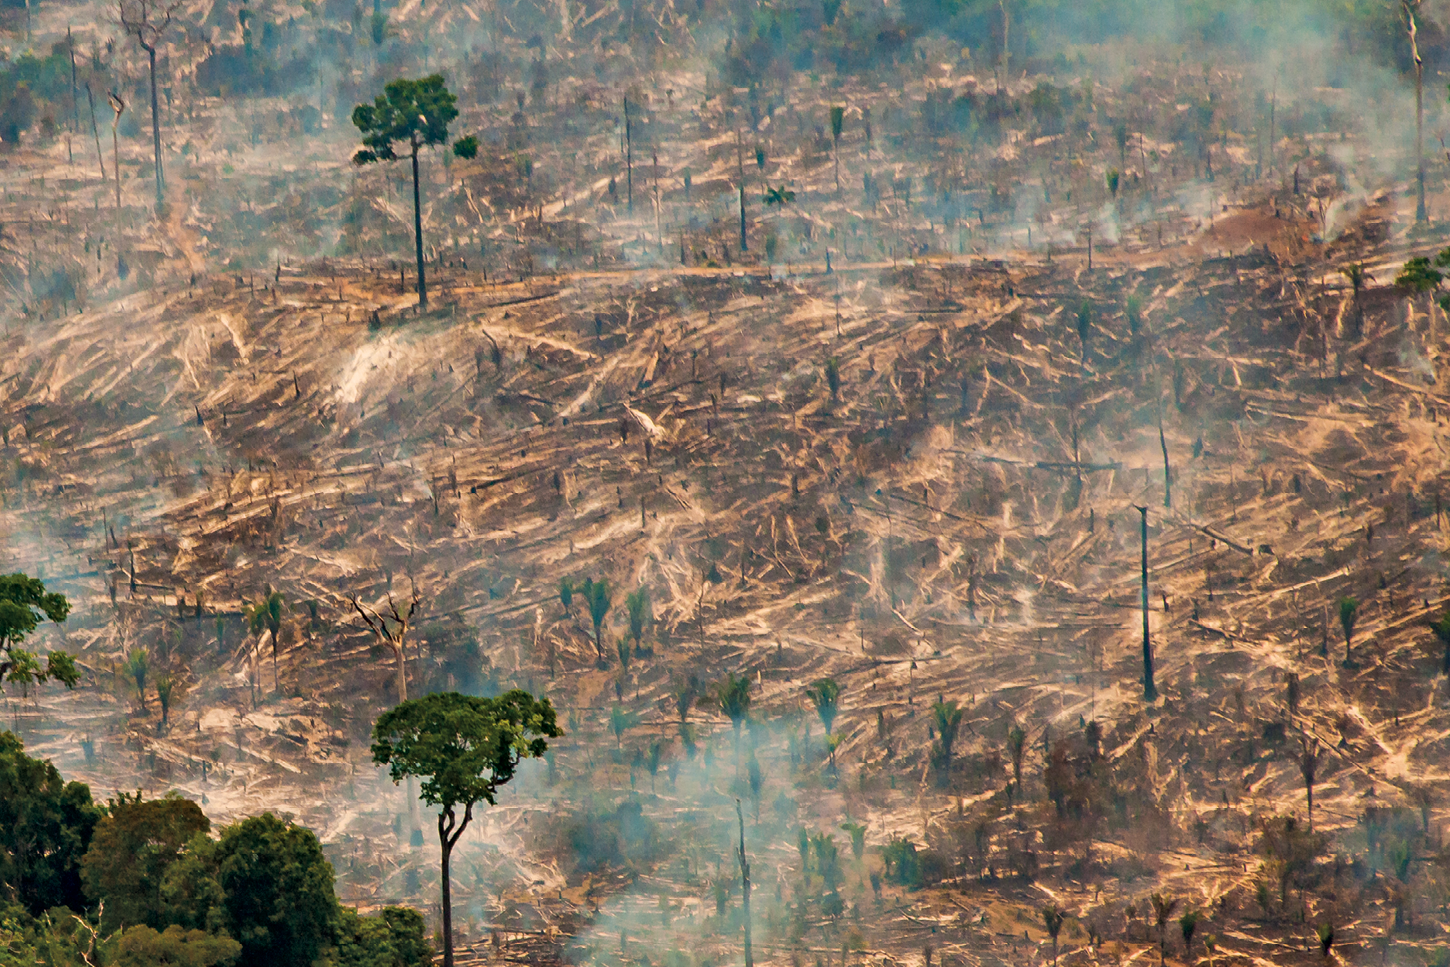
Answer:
145, 44, 163, 210
1306, 781, 1314, 832
85, 83, 104, 181
736, 801, 753, 967
440, 816, 455, 967
624, 97, 633, 213
1416, 61, 1427, 223
739, 185, 747, 252
1158, 411, 1171, 508
393, 642, 407, 702
1139, 507, 1156, 700
411, 146, 427, 308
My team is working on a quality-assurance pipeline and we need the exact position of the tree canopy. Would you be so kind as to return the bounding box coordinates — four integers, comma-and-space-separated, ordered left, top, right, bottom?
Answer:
0, 573, 77, 692
82, 791, 211, 930
372, 690, 561, 811
0, 730, 101, 915
351, 74, 462, 165
215, 814, 338, 967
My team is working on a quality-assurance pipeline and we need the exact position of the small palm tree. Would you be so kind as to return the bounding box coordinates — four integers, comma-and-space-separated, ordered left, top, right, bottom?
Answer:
1007, 723, 1027, 787
156, 673, 179, 731
674, 674, 700, 723
1179, 911, 1200, 963
579, 578, 612, 662
247, 588, 286, 694
1150, 893, 1179, 967
930, 699, 963, 783
806, 680, 842, 767
559, 578, 574, 616
806, 678, 842, 735
625, 587, 650, 653
610, 704, 638, 747
1041, 905, 1067, 966
1315, 922, 1334, 959
715, 672, 752, 761
1338, 596, 1359, 666
825, 358, 841, 400
1125, 292, 1143, 336
124, 647, 149, 710
1298, 738, 1323, 831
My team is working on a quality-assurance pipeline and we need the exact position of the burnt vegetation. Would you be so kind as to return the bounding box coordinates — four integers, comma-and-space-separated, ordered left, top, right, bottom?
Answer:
3, 0, 1450, 966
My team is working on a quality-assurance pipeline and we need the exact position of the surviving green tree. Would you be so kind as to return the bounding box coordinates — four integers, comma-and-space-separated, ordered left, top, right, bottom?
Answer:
0, 730, 102, 914
371, 690, 561, 967
214, 813, 339, 967
352, 75, 478, 309
0, 573, 77, 694
82, 791, 211, 930
625, 587, 650, 653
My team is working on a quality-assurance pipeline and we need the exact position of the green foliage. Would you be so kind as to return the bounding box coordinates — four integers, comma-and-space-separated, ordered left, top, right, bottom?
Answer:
215, 813, 338, 967
804, 678, 841, 735
156, 674, 180, 729
810, 832, 841, 893
558, 578, 573, 614
0, 573, 76, 693
609, 705, 639, 746
1006, 723, 1027, 785
1125, 293, 1143, 336
824, 357, 841, 399
1396, 255, 1444, 293
245, 591, 284, 641
1075, 299, 1092, 346
929, 699, 963, 782
838, 821, 866, 861
1106, 168, 1120, 198
830, 106, 845, 142
107, 925, 241, 967
452, 135, 479, 160
763, 185, 796, 206
1315, 921, 1334, 956
1179, 911, 1199, 950
579, 578, 612, 657
1041, 904, 1066, 941
880, 837, 922, 889
351, 75, 460, 165
125, 649, 150, 708
82, 792, 211, 931
714, 672, 752, 734
1340, 263, 1368, 294
371, 691, 561, 811
334, 906, 430, 967
0, 730, 102, 915
625, 588, 650, 648
1338, 596, 1358, 656
369, 12, 387, 45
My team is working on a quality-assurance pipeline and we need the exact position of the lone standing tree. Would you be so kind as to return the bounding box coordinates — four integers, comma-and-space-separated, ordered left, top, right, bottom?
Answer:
352, 75, 478, 309
117, 0, 180, 211
372, 690, 561, 967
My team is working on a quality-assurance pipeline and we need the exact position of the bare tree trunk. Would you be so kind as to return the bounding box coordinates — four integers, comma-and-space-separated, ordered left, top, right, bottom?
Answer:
85, 83, 105, 181
411, 145, 427, 307
1138, 506, 1156, 700
143, 43, 163, 209
736, 800, 753, 967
